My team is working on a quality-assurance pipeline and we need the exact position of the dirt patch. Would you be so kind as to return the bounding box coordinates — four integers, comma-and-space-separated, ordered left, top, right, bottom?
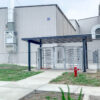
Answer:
20, 91, 83, 100
86, 72, 100, 79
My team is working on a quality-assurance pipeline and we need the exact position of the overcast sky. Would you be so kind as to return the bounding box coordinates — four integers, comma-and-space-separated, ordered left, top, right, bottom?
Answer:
0, 0, 100, 19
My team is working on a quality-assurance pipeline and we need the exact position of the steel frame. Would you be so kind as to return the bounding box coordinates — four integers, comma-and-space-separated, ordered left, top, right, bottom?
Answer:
22, 34, 92, 72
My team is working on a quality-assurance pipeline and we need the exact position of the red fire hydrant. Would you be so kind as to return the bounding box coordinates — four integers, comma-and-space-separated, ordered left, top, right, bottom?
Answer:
74, 67, 79, 77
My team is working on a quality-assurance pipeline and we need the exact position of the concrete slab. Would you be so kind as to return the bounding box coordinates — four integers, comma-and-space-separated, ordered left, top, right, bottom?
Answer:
2, 70, 64, 89
0, 81, 14, 86
18, 70, 65, 81
3, 82, 46, 90
37, 84, 100, 97
36, 84, 100, 100
37, 84, 81, 94
0, 70, 64, 100
0, 87, 33, 100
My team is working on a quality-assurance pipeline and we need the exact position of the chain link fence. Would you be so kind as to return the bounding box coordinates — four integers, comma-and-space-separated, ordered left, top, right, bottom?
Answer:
39, 46, 83, 70
0, 51, 38, 67
88, 49, 100, 71
0, 48, 100, 71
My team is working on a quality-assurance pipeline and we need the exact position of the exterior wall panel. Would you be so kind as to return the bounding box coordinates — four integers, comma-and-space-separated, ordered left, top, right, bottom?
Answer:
15, 6, 56, 65
0, 8, 9, 63
70, 20, 80, 34
56, 7, 76, 36
78, 16, 100, 34
0, 5, 57, 65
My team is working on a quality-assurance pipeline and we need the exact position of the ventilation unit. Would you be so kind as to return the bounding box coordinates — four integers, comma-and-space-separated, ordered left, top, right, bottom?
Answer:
5, 31, 17, 53
5, 0, 17, 53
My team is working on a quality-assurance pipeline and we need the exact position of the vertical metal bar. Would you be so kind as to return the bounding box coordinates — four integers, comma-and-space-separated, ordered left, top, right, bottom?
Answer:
85, 39, 88, 69
36, 51, 37, 68
83, 37, 87, 72
53, 47, 55, 69
28, 41, 31, 71
40, 43, 42, 69
97, 50, 99, 71
37, 48, 40, 69
64, 47, 66, 69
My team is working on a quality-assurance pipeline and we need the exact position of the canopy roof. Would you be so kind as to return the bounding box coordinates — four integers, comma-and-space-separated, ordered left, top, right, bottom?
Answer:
22, 34, 92, 44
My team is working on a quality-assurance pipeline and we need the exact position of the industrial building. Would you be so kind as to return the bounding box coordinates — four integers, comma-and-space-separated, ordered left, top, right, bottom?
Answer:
0, 3, 100, 71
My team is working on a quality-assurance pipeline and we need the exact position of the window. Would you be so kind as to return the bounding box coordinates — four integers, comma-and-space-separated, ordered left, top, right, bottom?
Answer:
91, 24, 100, 39
95, 28, 100, 34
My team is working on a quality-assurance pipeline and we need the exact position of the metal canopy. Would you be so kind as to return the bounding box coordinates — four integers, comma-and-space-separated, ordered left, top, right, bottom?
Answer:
22, 34, 92, 44
22, 34, 92, 72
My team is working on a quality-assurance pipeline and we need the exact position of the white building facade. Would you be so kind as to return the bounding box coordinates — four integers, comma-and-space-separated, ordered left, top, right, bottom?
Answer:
0, 4, 100, 71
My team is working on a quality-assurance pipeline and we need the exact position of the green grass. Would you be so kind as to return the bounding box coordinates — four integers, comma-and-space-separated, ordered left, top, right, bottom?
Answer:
50, 72, 100, 86
0, 64, 42, 81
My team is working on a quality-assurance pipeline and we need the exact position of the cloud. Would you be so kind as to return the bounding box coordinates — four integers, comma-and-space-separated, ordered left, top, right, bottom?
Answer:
65, 0, 100, 19
0, 0, 8, 7
67, 9, 80, 19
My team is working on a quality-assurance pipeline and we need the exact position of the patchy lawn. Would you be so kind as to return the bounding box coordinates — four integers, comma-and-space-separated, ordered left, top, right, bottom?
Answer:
50, 72, 100, 86
0, 64, 42, 81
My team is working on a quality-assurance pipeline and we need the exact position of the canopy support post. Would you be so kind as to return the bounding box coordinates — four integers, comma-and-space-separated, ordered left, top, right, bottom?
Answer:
28, 41, 31, 71
82, 37, 88, 72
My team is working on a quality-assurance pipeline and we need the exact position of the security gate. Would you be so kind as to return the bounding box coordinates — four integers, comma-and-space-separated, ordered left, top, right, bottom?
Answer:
38, 46, 83, 70
65, 46, 83, 70
41, 47, 54, 69
54, 47, 66, 69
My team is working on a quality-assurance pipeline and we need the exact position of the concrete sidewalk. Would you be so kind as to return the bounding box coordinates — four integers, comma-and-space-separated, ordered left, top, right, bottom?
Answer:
37, 84, 100, 100
0, 70, 64, 100
0, 70, 100, 100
